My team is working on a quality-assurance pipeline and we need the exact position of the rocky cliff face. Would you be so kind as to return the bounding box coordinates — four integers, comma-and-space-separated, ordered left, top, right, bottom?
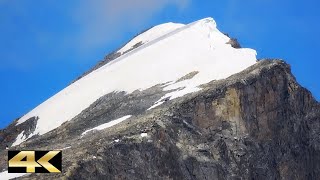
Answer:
1, 60, 319, 180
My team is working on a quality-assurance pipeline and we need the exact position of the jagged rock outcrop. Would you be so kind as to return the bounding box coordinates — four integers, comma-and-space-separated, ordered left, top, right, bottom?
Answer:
226, 38, 241, 48
224, 33, 241, 48
1, 60, 319, 180
0, 117, 38, 149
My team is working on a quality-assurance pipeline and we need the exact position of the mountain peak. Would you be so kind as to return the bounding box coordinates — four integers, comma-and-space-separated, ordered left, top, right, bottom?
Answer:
1, 17, 320, 180
199, 17, 216, 24
12, 17, 256, 146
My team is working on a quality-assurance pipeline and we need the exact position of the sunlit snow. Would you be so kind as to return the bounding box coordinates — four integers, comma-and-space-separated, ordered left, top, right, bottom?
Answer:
11, 131, 25, 147
15, 17, 257, 145
141, 133, 148, 137
0, 171, 29, 180
81, 115, 132, 136
118, 22, 184, 54
60, 146, 71, 150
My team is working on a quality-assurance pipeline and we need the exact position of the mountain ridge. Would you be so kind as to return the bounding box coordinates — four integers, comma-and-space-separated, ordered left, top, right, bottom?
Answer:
9, 17, 257, 146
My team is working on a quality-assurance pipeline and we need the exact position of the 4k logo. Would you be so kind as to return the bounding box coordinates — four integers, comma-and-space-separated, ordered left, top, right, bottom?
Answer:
8, 151, 62, 173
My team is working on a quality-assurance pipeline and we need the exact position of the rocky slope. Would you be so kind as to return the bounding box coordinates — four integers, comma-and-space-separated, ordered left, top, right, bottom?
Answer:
1, 59, 319, 180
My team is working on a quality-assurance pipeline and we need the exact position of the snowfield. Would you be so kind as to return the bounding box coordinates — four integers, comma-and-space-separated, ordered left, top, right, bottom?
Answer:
13, 17, 257, 146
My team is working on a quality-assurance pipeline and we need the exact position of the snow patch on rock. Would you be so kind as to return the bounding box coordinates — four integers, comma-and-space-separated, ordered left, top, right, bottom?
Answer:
141, 133, 148, 137
11, 131, 25, 147
0, 171, 29, 180
81, 115, 132, 136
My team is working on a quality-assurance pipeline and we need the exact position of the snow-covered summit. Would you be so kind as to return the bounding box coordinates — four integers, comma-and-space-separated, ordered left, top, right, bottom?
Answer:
13, 17, 257, 146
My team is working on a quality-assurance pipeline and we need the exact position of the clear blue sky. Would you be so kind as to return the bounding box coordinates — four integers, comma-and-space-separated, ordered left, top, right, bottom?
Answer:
0, 0, 319, 129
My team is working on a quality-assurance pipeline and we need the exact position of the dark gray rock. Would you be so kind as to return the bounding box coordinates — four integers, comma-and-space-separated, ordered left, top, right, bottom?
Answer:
0, 116, 38, 148
224, 33, 241, 48
1, 60, 319, 180
227, 38, 241, 48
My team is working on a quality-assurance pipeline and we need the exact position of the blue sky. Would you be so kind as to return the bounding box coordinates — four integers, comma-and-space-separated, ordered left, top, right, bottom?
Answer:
0, 0, 319, 129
